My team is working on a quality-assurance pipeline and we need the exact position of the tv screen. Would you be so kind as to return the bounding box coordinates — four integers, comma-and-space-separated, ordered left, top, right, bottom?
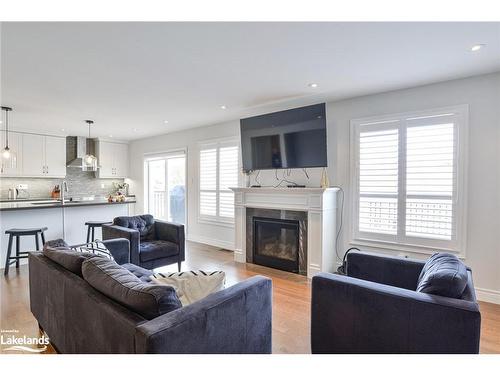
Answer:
240, 103, 327, 172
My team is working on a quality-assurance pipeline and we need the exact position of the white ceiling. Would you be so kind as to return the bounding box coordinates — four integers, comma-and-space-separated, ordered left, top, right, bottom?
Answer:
1, 22, 499, 141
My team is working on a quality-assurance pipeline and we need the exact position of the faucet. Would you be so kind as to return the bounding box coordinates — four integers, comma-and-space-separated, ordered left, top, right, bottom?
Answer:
61, 180, 69, 203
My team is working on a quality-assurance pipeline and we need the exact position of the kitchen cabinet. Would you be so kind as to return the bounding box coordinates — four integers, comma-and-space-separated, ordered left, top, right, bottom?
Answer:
97, 140, 128, 178
44, 136, 67, 177
22, 133, 66, 177
0, 130, 23, 176
113, 142, 129, 177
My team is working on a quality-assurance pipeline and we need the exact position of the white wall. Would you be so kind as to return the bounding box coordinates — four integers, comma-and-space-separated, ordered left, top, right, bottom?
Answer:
128, 121, 240, 250
129, 72, 500, 302
327, 72, 500, 303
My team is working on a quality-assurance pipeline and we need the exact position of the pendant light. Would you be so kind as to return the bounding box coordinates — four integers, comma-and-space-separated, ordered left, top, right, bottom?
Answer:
1, 106, 17, 169
83, 120, 97, 171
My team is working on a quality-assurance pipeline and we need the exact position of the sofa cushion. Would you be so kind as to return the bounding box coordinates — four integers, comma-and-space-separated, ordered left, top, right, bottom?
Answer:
82, 256, 181, 319
43, 238, 70, 249
417, 253, 468, 299
122, 262, 154, 283
114, 215, 156, 241
140, 240, 179, 262
43, 242, 96, 277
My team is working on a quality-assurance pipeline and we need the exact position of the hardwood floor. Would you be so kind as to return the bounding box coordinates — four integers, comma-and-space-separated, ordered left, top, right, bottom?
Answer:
1, 241, 499, 354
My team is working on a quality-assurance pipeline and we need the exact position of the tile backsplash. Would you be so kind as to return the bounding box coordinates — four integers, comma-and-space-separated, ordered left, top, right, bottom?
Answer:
0, 167, 125, 199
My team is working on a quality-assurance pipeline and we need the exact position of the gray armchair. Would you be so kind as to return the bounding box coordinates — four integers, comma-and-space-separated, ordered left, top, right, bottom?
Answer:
102, 214, 185, 271
311, 251, 481, 354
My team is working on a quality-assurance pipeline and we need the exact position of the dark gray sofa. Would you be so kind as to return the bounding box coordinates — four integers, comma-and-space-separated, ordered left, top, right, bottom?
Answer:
311, 251, 481, 354
29, 250, 272, 354
102, 215, 185, 271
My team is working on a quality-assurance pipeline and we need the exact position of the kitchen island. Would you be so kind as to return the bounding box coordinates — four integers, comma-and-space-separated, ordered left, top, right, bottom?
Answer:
0, 198, 136, 268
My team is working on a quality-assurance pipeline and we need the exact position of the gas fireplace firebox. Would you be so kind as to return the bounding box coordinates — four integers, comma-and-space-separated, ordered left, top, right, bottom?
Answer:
253, 217, 300, 273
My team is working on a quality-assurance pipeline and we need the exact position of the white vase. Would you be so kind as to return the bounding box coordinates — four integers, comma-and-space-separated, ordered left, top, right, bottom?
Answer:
320, 168, 330, 188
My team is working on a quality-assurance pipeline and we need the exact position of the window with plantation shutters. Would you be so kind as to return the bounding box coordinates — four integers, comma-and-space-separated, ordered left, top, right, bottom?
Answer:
199, 139, 239, 223
351, 106, 468, 255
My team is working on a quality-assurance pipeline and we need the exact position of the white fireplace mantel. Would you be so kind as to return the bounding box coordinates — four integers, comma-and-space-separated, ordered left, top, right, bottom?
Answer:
230, 187, 339, 278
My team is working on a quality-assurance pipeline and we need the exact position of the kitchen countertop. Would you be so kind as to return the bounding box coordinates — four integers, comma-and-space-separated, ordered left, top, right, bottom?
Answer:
0, 199, 137, 212
0, 197, 54, 203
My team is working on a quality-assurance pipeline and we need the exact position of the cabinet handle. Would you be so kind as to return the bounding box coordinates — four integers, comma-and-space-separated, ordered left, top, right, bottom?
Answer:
46, 166, 48, 174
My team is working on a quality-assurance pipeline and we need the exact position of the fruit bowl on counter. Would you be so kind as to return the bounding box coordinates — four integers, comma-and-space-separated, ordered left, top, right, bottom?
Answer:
107, 192, 127, 203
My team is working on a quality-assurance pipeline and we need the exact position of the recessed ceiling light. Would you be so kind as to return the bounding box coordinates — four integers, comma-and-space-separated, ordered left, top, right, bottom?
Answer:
133, 128, 138, 132
308, 83, 318, 88
164, 120, 169, 124
220, 105, 227, 110
109, 134, 113, 138
471, 44, 485, 52
60, 128, 65, 132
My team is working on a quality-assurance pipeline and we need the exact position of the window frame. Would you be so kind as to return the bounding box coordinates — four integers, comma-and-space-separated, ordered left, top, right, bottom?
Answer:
198, 137, 240, 227
143, 148, 188, 224
349, 105, 469, 257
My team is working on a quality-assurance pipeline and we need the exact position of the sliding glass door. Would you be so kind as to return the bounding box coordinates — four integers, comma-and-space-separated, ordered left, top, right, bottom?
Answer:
145, 151, 186, 224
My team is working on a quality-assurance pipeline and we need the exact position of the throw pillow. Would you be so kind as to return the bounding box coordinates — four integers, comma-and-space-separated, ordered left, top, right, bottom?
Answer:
150, 270, 226, 306
43, 241, 96, 277
416, 252, 468, 299
82, 256, 182, 319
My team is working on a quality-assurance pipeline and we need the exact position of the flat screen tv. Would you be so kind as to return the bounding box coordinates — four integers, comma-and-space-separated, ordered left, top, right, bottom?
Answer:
240, 103, 327, 172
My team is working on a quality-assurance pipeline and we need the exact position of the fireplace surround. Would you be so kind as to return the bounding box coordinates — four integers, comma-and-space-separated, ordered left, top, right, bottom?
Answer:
231, 187, 339, 278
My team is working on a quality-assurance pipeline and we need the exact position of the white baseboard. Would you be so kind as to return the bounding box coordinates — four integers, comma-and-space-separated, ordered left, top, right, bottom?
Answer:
475, 287, 500, 305
187, 234, 235, 251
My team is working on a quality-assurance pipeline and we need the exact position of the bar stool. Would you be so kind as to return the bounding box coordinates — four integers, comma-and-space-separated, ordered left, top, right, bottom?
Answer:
85, 221, 112, 243
4, 227, 47, 275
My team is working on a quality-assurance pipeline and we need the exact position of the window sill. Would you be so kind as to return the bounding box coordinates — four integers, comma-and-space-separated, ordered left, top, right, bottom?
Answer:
349, 237, 465, 259
198, 216, 235, 229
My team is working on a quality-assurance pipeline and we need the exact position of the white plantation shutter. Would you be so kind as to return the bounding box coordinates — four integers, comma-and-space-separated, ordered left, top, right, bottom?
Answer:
405, 120, 455, 240
352, 106, 467, 254
199, 148, 217, 216
199, 140, 239, 222
219, 145, 239, 218
359, 126, 399, 235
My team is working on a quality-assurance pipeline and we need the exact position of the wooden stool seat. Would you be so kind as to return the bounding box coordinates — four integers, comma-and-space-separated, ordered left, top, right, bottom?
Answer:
85, 221, 112, 243
4, 227, 47, 275
5, 227, 48, 235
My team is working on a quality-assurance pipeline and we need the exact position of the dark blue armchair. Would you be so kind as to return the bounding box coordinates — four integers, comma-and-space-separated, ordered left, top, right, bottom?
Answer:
311, 251, 481, 354
102, 215, 185, 271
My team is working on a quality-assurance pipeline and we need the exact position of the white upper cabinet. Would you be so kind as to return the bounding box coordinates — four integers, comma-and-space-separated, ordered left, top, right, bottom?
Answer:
97, 140, 129, 178
0, 130, 23, 176
113, 143, 129, 178
44, 136, 67, 177
21, 133, 66, 178
21, 134, 45, 176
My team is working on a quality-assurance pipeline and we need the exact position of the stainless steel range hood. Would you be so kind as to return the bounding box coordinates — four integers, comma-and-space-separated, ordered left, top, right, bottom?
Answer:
66, 136, 99, 171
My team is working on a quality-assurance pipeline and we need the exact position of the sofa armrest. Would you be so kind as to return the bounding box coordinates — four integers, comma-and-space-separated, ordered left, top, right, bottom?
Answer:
311, 272, 480, 353
101, 238, 130, 264
346, 251, 426, 290
102, 225, 140, 265
154, 220, 185, 262
135, 276, 272, 353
